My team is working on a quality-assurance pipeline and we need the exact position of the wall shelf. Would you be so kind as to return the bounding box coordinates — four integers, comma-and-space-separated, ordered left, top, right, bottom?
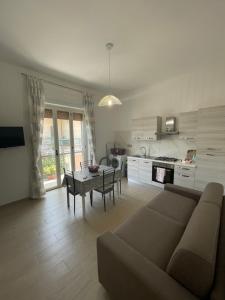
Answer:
155, 131, 179, 137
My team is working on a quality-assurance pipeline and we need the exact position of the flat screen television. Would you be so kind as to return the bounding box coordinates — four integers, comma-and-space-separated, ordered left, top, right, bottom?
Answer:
0, 127, 25, 148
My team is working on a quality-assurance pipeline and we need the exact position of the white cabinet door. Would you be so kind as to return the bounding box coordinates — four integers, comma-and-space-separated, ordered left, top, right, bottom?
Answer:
127, 158, 139, 182
195, 106, 225, 191
131, 116, 161, 141
174, 165, 196, 189
139, 159, 152, 184
127, 157, 152, 184
179, 111, 197, 142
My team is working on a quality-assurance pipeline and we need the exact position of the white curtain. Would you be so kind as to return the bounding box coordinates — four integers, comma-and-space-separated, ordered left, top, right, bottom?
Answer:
83, 94, 96, 163
27, 76, 45, 199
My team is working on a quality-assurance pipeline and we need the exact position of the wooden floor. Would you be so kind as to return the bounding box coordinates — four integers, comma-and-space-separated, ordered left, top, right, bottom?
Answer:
0, 179, 160, 300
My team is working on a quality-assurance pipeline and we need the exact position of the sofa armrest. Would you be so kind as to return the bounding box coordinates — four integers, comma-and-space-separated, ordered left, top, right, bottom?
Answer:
97, 232, 198, 300
164, 183, 202, 202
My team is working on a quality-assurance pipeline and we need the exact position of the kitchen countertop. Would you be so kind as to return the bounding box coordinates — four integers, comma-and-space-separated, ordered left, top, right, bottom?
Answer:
127, 155, 196, 168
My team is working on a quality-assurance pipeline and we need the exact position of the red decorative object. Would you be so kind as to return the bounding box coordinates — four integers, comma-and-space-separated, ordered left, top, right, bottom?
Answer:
88, 165, 100, 173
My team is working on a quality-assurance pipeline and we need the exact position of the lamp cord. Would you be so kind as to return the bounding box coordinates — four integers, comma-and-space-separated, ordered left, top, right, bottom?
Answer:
108, 47, 111, 92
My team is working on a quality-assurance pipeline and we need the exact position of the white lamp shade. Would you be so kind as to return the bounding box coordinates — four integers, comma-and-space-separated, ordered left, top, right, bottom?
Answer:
98, 95, 122, 107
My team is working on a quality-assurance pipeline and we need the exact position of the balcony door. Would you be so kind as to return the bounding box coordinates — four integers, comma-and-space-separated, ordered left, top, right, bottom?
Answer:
41, 107, 85, 190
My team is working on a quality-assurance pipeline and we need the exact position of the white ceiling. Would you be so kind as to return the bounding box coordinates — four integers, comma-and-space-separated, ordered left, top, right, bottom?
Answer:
0, 0, 225, 95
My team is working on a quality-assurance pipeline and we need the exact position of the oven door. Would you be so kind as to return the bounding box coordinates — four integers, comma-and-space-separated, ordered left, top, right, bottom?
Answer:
152, 164, 174, 184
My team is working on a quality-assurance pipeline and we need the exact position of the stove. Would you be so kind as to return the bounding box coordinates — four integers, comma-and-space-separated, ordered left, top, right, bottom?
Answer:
155, 156, 179, 162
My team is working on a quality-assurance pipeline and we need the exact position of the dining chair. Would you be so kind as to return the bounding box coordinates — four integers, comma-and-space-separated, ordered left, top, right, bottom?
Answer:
92, 168, 115, 211
63, 168, 79, 215
118, 161, 123, 194
80, 160, 93, 170
111, 159, 123, 195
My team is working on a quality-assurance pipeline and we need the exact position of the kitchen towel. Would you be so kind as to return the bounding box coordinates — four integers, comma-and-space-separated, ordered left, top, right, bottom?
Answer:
156, 167, 166, 183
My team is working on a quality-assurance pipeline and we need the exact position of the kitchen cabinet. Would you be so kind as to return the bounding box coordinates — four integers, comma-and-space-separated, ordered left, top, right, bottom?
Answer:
195, 106, 225, 191
128, 156, 196, 188
174, 165, 196, 189
139, 159, 152, 184
179, 111, 197, 142
127, 157, 152, 184
127, 157, 139, 182
131, 116, 161, 141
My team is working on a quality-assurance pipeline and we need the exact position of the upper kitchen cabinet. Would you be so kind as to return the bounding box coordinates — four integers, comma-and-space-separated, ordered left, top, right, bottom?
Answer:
195, 105, 225, 191
131, 116, 162, 141
196, 106, 225, 149
179, 111, 198, 142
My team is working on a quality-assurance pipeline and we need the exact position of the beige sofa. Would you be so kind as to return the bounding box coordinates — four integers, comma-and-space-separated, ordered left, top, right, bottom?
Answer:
97, 182, 225, 300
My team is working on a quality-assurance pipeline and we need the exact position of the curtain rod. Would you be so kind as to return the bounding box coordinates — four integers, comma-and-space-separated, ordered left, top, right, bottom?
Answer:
21, 72, 84, 94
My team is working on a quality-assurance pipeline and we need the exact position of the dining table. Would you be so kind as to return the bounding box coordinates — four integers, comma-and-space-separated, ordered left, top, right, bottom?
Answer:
63, 165, 122, 218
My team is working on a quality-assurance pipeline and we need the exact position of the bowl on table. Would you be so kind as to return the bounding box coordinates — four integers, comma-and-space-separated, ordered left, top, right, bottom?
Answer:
88, 165, 100, 173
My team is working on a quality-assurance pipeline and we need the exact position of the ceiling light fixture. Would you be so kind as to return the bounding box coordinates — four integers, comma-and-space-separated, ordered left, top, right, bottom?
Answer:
98, 43, 122, 107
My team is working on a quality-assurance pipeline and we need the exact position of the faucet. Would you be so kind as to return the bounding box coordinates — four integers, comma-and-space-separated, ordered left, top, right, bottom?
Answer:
140, 146, 147, 157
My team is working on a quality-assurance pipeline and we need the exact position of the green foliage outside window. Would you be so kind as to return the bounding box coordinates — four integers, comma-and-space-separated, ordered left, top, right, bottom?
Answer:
42, 156, 56, 177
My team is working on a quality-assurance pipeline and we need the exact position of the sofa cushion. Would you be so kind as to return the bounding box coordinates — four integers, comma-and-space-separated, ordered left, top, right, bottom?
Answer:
147, 191, 196, 226
167, 201, 221, 298
199, 182, 224, 208
114, 207, 184, 270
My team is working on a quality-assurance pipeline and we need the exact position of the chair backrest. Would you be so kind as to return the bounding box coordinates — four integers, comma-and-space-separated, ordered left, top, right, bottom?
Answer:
80, 160, 93, 170
103, 168, 115, 191
63, 168, 76, 194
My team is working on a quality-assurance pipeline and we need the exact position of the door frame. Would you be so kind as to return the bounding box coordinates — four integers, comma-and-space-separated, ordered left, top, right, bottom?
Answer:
43, 104, 86, 191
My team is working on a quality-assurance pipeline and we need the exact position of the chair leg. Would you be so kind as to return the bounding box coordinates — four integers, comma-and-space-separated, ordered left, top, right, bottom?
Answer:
120, 179, 122, 194
67, 190, 70, 208
113, 186, 115, 205
90, 190, 93, 206
74, 195, 75, 215
103, 194, 106, 212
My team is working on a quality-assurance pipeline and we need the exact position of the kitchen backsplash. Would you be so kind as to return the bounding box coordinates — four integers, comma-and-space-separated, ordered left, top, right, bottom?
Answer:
114, 130, 196, 160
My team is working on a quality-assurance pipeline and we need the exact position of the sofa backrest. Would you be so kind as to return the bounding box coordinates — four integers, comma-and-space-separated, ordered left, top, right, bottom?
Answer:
199, 182, 224, 208
166, 182, 224, 298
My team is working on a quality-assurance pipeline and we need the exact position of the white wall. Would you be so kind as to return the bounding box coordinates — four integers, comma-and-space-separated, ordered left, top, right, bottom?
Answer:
0, 61, 100, 205
2, 60, 225, 205
0, 62, 31, 205
103, 69, 225, 158
94, 104, 116, 162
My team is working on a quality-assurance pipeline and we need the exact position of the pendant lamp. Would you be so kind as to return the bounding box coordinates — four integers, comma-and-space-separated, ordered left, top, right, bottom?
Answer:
98, 43, 122, 107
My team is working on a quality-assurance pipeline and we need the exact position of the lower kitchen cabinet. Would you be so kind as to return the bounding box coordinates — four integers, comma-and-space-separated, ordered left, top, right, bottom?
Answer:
174, 165, 196, 189
128, 157, 196, 189
139, 159, 152, 184
194, 152, 225, 191
127, 157, 152, 185
127, 157, 139, 182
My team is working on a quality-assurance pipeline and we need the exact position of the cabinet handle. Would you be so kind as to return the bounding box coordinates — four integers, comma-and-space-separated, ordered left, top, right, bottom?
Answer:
182, 167, 190, 171
144, 162, 150, 164
206, 153, 215, 156
182, 174, 190, 178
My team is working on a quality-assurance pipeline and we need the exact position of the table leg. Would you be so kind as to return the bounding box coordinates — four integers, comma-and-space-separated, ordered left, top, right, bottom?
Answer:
117, 180, 120, 200
82, 194, 86, 219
